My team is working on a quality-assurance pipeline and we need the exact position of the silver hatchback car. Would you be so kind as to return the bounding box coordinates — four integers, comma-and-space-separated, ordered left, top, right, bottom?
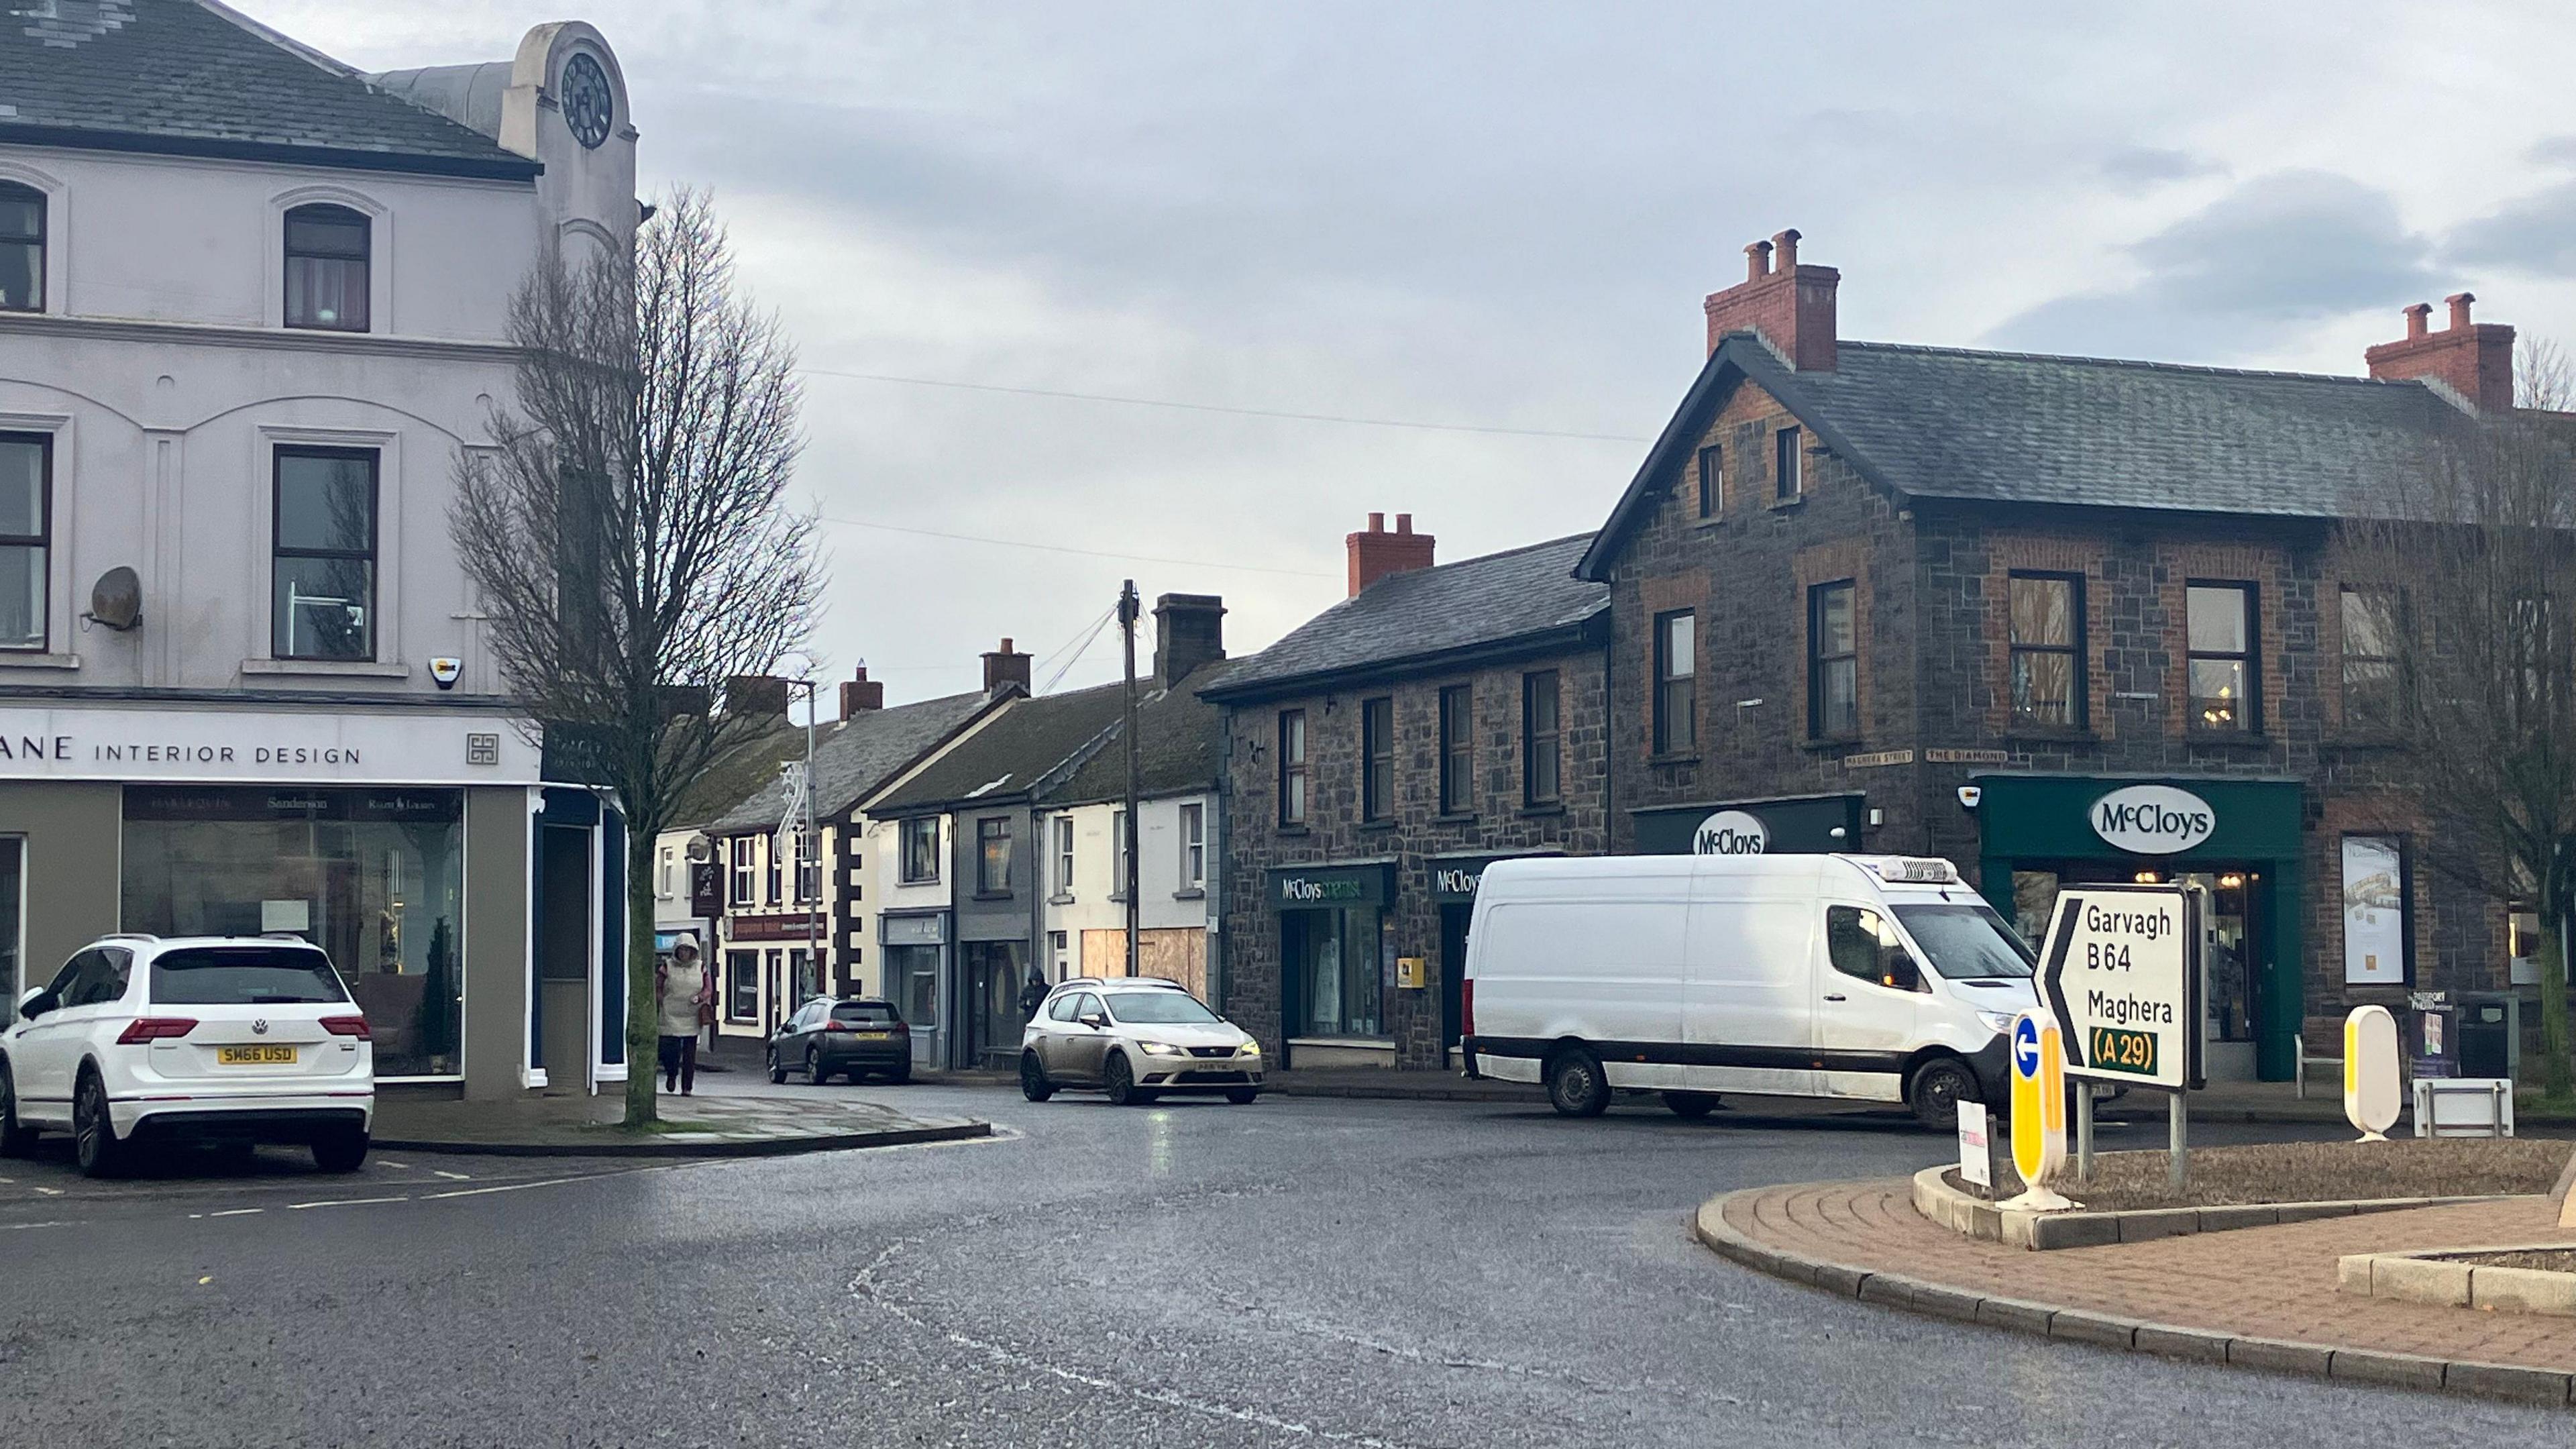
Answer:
1019, 978, 1264, 1106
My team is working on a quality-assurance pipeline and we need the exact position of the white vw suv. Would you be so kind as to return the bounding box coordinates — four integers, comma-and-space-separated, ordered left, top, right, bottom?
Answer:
1020, 977, 1265, 1106
0, 934, 375, 1177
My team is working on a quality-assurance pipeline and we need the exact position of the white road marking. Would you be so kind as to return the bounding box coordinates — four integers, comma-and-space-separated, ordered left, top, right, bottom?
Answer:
32, 1186, 61, 1196
209, 1208, 263, 1218
1, 1219, 72, 1231
374, 1160, 409, 1170
287, 1195, 410, 1210
431, 1169, 472, 1181
420, 1174, 592, 1200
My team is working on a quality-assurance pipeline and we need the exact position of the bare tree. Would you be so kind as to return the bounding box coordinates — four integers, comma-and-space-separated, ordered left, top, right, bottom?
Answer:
2520, 335, 2574, 411
453, 190, 821, 1125
2339, 411, 2576, 1102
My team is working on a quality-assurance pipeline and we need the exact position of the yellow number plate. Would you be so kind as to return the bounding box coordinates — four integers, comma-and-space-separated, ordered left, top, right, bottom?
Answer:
855, 1031, 892, 1040
217, 1045, 298, 1065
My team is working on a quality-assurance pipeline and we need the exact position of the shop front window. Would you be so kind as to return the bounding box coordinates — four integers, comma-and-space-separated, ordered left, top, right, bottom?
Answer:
1291, 907, 1382, 1038
121, 787, 462, 1077
887, 943, 939, 1031
726, 949, 758, 1021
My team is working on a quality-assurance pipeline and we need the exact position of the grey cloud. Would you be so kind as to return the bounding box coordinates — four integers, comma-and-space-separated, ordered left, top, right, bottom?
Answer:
2098, 145, 2220, 188
1987, 170, 2436, 360
2451, 180, 2576, 276
2528, 135, 2576, 168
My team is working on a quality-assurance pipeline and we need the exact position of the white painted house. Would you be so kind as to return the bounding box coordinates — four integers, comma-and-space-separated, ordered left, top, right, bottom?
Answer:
0, 3, 639, 1099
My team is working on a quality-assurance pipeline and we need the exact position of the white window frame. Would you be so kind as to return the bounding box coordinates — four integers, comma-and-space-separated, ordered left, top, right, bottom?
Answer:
729, 836, 755, 906
1179, 802, 1205, 892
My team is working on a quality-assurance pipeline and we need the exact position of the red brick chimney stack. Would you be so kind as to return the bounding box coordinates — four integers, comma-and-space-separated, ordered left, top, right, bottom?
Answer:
2366, 292, 2516, 414
1346, 512, 1437, 597
981, 637, 1032, 695
1705, 227, 1839, 370
839, 664, 883, 719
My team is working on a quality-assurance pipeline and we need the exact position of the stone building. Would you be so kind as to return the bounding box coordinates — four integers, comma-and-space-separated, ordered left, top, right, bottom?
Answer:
1574, 229, 2534, 1083
1205, 517, 1610, 1071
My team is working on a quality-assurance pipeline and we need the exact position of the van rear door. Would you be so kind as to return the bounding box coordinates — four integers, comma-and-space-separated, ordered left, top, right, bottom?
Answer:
1812, 900, 1921, 1102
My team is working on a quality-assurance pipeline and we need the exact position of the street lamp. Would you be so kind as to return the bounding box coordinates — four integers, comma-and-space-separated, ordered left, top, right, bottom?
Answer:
777, 655, 824, 1009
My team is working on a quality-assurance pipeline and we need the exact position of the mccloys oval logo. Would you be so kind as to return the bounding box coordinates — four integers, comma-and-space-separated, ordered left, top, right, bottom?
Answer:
1692, 809, 1769, 856
2089, 784, 2214, 855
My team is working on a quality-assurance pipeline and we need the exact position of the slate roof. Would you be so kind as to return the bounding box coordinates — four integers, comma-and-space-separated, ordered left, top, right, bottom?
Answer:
871, 682, 1129, 815
1043, 664, 1228, 807
1201, 534, 1609, 702
0, 1, 539, 180
666, 718, 807, 833
708, 690, 994, 835
1578, 335, 2473, 579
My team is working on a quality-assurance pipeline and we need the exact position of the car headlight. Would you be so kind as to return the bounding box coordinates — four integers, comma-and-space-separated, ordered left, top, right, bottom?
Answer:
1976, 1010, 2019, 1033
1237, 1040, 1260, 1057
1139, 1040, 1184, 1057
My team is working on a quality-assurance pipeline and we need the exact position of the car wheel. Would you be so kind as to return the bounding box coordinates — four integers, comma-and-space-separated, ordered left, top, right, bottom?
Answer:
1661, 1091, 1721, 1120
72, 1067, 125, 1178
806, 1047, 828, 1084
1020, 1051, 1055, 1102
0, 1061, 33, 1157
311, 1127, 369, 1173
1104, 1052, 1141, 1106
1544, 1047, 1611, 1118
1908, 1056, 1980, 1132
767, 1050, 788, 1085
1225, 1087, 1258, 1105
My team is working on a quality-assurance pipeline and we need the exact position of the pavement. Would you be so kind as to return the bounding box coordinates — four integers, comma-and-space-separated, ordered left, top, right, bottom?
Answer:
1701, 1176, 2576, 1405
7, 1077, 2569, 1447
372, 1085, 990, 1156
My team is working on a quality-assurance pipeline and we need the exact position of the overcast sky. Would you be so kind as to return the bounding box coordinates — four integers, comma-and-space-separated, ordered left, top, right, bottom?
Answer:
250, 1, 2576, 708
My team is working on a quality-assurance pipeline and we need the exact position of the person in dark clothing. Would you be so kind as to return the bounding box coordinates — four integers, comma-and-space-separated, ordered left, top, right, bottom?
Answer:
1017, 965, 1050, 1020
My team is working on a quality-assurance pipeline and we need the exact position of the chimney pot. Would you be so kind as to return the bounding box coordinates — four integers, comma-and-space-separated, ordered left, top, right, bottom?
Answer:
1744, 239, 1772, 282
1771, 228, 1801, 270
2404, 303, 2432, 340
1346, 511, 1438, 597
2447, 292, 2476, 330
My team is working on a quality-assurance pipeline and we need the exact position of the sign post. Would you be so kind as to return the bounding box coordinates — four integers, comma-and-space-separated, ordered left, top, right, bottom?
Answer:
2038, 883, 2202, 1194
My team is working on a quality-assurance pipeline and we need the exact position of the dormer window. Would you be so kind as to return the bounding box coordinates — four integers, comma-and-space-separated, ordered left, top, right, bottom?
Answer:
0, 183, 42, 312
284, 204, 370, 331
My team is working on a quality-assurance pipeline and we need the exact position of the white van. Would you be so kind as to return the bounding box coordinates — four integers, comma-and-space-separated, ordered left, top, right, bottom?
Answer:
1461, 853, 2035, 1126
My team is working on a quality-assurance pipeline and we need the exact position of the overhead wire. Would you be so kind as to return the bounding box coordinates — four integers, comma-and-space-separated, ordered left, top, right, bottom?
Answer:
812, 515, 1338, 579
797, 366, 1652, 443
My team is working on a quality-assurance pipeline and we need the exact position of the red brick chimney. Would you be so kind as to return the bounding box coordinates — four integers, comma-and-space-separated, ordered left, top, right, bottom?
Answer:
981, 637, 1031, 695
2365, 292, 2516, 413
1346, 512, 1436, 597
839, 664, 883, 718
1703, 227, 1839, 370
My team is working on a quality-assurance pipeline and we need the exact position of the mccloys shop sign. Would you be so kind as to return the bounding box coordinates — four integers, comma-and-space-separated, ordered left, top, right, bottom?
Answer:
1968, 774, 2302, 863
1270, 865, 1391, 908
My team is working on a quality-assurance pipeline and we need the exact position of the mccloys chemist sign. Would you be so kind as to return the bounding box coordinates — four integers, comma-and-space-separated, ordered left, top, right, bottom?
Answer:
2037, 883, 2202, 1092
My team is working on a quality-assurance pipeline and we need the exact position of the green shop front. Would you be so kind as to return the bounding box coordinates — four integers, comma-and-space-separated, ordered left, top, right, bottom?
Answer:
1968, 773, 2305, 1082
1270, 861, 1395, 1069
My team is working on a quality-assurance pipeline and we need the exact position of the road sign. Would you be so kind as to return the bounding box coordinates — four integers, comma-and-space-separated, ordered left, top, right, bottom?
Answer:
2037, 883, 2202, 1091
2000, 1011, 2071, 1211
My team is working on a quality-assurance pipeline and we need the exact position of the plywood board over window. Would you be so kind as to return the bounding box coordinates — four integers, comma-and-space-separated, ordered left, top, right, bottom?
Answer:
1080, 928, 1208, 999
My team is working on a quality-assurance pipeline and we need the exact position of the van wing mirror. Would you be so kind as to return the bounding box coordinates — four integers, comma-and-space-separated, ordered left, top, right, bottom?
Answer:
1880, 948, 1924, 993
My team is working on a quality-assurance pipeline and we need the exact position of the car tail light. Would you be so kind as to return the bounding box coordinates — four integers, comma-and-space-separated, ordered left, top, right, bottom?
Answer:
825, 1020, 855, 1032
117, 1017, 197, 1044
321, 1015, 372, 1039
1462, 979, 1474, 1038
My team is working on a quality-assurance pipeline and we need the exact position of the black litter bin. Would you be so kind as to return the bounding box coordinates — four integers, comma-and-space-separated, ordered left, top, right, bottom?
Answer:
2460, 998, 2514, 1080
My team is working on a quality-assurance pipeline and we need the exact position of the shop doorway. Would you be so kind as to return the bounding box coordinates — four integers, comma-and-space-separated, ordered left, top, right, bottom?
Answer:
535, 823, 593, 1093
2010, 860, 2267, 1080
959, 941, 1026, 1071
1438, 904, 1470, 1065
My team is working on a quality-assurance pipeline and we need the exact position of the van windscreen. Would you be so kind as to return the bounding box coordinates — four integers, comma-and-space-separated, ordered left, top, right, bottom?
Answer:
1890, 903, 2035, 980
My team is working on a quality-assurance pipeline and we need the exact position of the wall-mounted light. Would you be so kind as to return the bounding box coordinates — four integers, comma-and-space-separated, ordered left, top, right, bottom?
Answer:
1868, 807, 1886, 828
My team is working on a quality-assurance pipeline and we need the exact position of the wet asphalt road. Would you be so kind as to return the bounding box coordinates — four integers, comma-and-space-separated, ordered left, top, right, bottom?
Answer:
1, 1079, 2568, 1448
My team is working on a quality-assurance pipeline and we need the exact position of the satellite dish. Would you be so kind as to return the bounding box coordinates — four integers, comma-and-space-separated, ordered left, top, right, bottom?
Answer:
85, 566, 142, 631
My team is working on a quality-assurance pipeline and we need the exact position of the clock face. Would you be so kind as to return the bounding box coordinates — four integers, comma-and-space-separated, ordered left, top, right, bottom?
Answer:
561, 52, 613, 150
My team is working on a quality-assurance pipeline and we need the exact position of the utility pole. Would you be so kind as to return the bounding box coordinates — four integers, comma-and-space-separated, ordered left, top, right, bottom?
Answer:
1120, 580, 1141, 978
802, 680, 820, 1000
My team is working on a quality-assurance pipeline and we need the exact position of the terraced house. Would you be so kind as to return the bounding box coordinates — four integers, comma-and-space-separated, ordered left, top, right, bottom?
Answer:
1576, 230, 2540, 1084
1205, 517, 1610, 1071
